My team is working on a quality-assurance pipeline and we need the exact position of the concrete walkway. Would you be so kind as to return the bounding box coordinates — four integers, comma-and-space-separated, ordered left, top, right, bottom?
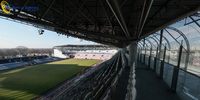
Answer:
135, 62, 181, 100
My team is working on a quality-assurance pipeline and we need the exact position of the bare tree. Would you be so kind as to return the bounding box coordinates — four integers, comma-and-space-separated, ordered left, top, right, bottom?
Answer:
16, 46, 29, 56
0, 46, 53, 60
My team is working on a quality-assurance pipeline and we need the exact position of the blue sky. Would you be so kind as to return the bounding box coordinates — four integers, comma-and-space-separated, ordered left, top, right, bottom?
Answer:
0, 18, 97, 48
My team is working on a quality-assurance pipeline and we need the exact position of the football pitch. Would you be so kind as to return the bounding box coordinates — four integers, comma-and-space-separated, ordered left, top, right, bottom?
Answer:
0, 59, 99, 100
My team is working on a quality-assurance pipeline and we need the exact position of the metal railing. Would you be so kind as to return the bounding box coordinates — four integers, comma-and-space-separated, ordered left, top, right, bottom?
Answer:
138, 53, 200, 100
38, 51, 131, 100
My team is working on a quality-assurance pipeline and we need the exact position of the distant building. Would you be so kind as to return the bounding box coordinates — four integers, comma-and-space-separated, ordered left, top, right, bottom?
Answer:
53, 45, 118, 60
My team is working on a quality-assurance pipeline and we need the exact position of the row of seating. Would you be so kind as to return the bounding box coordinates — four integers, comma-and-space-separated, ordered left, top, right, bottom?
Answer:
99, 52, 127, 100
33, 57, 61, 64
0, 56, 48, 64
0, 56, 61, 71
0, 62, 29, 70
54, 51, 126, 100
83, 52, 127, 100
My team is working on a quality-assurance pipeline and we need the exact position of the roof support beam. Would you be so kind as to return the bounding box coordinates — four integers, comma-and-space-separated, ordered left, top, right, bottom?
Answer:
106, 0, 130, 38
56, 29, 119, 47
79, 0, 98, 24
100, 0, 114, 31
0, 12, 126, 45
146, 0, 172, 24
41, 0, 55, 19
141, 6, 200, 39
138, 0, 154, 38
38, 0, 71, 20
15, 0, 29, 16
137, 0, 147, 37
67, 0, 95, 25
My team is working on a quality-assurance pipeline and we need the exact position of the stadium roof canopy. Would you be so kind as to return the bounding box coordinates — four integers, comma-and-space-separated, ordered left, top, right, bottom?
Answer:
54, 44, 115, 48
53, 44, 117, 50
0, 0, 200, 47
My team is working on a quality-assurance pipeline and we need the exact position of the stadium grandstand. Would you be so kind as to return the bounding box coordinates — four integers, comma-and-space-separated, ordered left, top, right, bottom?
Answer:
0, 0, 200, 100
53, 45, 117, 60
0, 47, 62, 71
0, 54, 62, 70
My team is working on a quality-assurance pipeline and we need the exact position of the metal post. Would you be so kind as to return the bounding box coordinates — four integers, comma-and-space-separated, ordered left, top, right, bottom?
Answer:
139, 48, 141, 62
160, 46, 166, 79
106, 0, 130, 38
137, 48, 140, 62
171, 44, 183, 91
139, 47, 141, 62
148, 47, 152, 69
128, 42, 138, 67
143, 39, 146, 64
154, 47, 159, 71
158, 30, 163, 60
157, 30, 163, 74
144, 46, 147, 65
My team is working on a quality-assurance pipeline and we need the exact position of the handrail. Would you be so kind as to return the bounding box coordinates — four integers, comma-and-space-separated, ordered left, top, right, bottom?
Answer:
165, 27, 190, 70
140, 53, 200, 79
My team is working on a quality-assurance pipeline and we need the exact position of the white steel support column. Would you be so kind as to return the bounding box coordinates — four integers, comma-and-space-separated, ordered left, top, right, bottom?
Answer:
128, 42, 138, 67
126, 42, 138, 100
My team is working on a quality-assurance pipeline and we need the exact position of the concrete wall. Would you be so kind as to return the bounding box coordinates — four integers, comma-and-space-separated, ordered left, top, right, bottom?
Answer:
53, 48, 116, 60
53, 49, 69, 58
74, 53, 114, 60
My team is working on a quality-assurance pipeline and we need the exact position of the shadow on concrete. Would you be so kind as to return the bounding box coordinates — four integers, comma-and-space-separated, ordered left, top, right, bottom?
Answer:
135, 62, 181, 100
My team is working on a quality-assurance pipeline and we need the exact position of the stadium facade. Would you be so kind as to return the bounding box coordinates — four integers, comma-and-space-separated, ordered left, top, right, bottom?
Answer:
53, 45, 117, 60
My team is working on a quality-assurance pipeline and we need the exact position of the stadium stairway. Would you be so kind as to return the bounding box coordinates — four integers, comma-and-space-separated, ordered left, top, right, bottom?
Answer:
135, 62, 181, 100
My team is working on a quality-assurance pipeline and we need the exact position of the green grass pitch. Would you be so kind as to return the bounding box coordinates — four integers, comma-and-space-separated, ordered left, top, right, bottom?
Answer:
0, 59, 99, 100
